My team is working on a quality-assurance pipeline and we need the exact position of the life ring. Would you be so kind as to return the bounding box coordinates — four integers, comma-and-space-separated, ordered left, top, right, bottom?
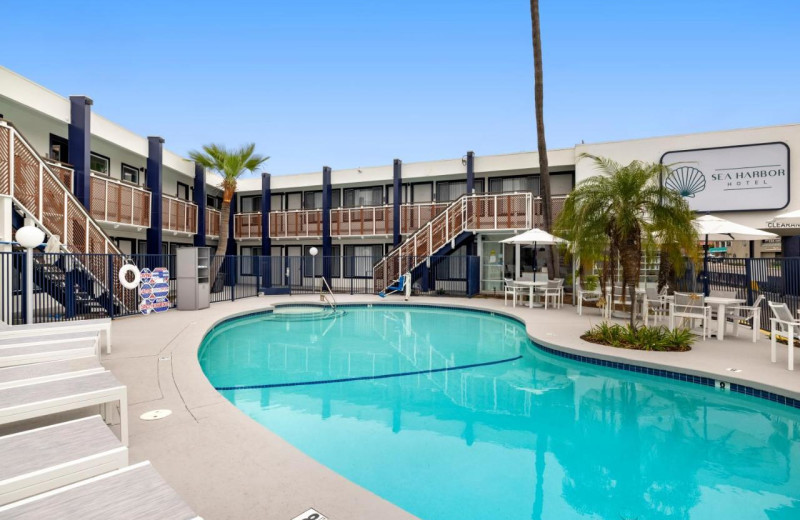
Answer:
119, 263, 141, 290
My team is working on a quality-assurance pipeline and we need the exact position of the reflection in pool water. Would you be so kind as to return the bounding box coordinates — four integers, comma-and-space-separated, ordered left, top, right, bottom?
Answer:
199, 306, 800, 520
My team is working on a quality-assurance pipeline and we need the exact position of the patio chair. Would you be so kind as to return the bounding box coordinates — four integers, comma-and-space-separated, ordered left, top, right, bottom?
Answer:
0, 415, 128, 506
542, 279, 563, 310
643, 287, 668, 326
577, 288, 602, 316
0, 371, 128, 445
0, 318, 112, 354
0, 356, 103, 390
0, 461, 200, 519
670, 292, 711, 340
0, 337, 99, 368
769, 302, 799, 370
725, 295, 764, 343
503, 278, 526, 308
610, 285, 633, 315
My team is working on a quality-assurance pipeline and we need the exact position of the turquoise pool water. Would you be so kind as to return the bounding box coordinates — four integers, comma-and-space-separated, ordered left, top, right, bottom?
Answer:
198, 305, 800, 520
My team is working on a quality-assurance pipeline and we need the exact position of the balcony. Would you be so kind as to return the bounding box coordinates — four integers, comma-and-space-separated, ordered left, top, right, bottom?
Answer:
206, 207, 221, 237
400, 202, 449, 234
331, 205, 394, 237
162, 194, 198, 234
532, 196, 567, 227
234, 212, 261, 239
269, 209, 323, 239
89, 174, 151, 228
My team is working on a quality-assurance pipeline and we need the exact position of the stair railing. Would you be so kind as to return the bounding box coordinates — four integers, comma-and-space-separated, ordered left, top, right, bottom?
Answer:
320, 276, 337, 310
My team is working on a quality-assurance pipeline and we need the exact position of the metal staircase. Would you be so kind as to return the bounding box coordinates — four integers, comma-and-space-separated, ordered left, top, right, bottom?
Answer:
0, 120, 137, 318
373, 192, 532, 293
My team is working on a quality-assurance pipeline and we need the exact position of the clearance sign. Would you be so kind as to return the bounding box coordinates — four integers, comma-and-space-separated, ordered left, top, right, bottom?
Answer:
661, 142, 789, 212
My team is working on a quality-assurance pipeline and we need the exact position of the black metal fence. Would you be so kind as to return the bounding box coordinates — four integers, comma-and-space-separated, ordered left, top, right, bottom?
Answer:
676, 257, 800, 330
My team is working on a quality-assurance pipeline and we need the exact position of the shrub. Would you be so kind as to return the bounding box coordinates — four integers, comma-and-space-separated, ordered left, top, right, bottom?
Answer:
581, 323, 694, 352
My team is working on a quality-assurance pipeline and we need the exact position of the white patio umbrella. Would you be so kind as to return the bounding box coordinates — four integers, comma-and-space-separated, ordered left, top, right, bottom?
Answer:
770, 209, 800, 225
501, 228, 567, 278
692, 214, 777, 295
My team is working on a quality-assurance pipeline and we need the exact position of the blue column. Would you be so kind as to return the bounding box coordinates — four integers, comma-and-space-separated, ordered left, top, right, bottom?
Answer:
224, 194, 237, 287
68, 96, 92, 208
146, 137, 164, 256
261, 173, 272, 289
322, 166, 332, 282
393, 159, 402, 247
226, 194, 237, 256
193, 163, 206, 247
466, 150, 475, 194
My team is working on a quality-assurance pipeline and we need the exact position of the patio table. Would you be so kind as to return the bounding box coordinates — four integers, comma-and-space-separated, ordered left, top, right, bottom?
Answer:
513, 281, 548, 308
704, 296, 746, 341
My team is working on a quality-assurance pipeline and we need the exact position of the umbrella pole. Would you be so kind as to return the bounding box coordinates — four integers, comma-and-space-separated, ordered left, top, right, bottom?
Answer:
703, 234, 710, 296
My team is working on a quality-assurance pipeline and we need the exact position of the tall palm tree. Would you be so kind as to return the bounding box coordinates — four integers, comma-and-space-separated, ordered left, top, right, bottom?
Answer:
189, 143, 268, 290
529, 0, 559, 278
554, 154, 698, 327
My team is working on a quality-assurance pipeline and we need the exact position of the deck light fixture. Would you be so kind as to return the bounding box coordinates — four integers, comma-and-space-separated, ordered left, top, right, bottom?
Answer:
16, 225, 45, 324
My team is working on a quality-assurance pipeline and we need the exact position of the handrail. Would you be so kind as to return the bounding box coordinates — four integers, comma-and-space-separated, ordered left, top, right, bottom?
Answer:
331, 205, 393, 237
320, 276, 337, 310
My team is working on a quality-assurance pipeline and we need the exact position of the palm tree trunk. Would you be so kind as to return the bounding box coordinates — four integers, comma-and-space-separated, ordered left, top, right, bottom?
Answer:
210, 199, 231, 293
530, 0, 559, 279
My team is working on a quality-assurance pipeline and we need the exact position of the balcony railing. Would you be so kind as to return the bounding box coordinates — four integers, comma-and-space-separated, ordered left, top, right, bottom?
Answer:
331, 205, 394, 237
206, 207, 221, 237
162, 195, 198, 234
89, 174, 151, 228
400, 202, 449, 234
43, 159, 73, 191
269, 209, 323, 238
234, 212, 261, 239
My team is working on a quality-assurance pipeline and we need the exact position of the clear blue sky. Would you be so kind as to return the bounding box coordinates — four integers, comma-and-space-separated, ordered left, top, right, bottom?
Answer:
3, 1, 798, 177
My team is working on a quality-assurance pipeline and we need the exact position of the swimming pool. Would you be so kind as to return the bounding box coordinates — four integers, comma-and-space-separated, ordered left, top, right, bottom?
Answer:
198, 304, 800, 520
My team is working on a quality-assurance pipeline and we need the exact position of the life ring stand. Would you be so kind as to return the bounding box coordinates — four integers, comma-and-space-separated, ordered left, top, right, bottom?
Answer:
119, 261, 141, 290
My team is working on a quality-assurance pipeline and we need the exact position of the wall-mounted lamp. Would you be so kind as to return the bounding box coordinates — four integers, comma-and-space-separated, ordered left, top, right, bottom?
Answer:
461, 156, 467, 167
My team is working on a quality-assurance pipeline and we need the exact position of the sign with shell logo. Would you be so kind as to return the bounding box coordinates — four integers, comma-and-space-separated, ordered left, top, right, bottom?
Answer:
139, 267, 170, 314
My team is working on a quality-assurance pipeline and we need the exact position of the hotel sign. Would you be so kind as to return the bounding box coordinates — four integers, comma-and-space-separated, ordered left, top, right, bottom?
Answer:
661, 142, 789, 212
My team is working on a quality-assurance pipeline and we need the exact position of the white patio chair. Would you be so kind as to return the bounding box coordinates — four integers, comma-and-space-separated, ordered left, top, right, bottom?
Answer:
577, 288, 602, 316
643, 287, 668, 326
769, 302, 799, 370
542, 280, 563, 310
670, 292, 711, 340
726, 295, 764, 343
0, 415, 128, 506
503, 278, 525, 308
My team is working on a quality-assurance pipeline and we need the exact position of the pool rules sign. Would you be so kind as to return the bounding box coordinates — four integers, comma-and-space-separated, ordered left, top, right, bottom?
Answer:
661, 142, 789, 212
139, 267, 170, 314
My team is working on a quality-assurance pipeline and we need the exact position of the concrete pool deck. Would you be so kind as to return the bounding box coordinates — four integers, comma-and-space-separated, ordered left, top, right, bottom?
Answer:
3, 294, 800, 519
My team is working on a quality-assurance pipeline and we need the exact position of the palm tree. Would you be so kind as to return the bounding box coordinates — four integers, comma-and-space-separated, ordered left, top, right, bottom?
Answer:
554, 154, 698, 327
529, 0, 559, 278
189, 143, 269, 291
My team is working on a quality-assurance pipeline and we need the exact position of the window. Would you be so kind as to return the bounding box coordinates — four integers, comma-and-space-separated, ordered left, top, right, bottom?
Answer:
121, 163, 139, 184
206, 195, 222, 210
240, 195, 262, 213
436, 179, 485, 202
286, 192, 302, 210
489, 176, 538, 195
241, 246, 262, 275
49, 134, 68, 163
411, 183, 432, 203
343, 244, 384, 277
331, 189, 341, 209
90, 152, 110, 175
343, 186, 383, 207
177, 182, 190, 201
303, 191, 322, 209
270, 194, 282, 211
303, 245, 340, 277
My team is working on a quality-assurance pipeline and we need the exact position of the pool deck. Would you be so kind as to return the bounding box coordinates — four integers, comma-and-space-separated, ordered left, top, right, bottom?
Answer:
3, 294, 800, 519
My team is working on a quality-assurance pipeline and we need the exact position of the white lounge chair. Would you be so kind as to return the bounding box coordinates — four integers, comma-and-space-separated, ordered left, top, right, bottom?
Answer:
0, 371, 128, 445
0, 461, 200, 519
0, 338, 99, 368
726, 295, 764, 343
0, 331, 99, 349
0, 415, 128, 506
769, 302, 799, 370
0, 318, 112, 354
670, 292, 711, 340
0, 357, 103, 390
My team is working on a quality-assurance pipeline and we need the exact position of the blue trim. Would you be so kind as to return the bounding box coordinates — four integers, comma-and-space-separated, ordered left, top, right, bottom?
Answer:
392, 159, 402, 247
322, 166, 332, 281
146, 136, 164, 255
466, 150, 474, 194
225, 194, 237, 256
68, 96, 92, 208
261, 173, 271, 288
215, 355, 523, 391
193, 163, 206, 246
203, 302, 800, 411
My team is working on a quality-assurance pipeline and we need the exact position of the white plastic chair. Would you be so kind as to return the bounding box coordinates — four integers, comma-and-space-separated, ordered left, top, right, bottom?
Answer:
542, 279, 563, 310
577, 288, 602, 316
643, 287, 668, 326
726, 295, 764, 343
503, 278, 525, 308
670, 292, 711, 340
769, 302, 798, 370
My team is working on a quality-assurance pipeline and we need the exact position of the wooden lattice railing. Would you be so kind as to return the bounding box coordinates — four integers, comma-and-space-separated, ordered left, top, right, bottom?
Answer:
90, 174, 151, 227
206, 207, 221, 237
373, 192, 532, 293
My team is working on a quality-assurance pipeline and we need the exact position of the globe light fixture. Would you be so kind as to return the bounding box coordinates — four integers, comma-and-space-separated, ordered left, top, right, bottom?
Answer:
15, 225, 45, 324
309, 246, 318, 256
15, 225, 45, 249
